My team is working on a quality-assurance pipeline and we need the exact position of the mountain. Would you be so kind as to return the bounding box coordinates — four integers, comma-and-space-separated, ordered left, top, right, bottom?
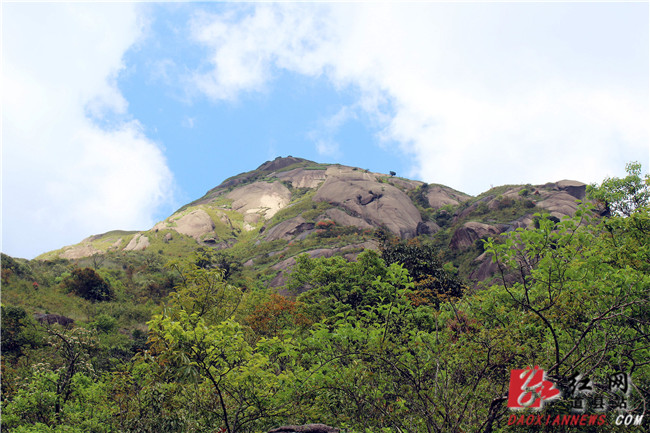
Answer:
35, 156, 587, 288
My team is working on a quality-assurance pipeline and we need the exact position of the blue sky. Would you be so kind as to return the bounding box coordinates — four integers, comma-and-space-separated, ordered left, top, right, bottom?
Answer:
3, 1, 649, 259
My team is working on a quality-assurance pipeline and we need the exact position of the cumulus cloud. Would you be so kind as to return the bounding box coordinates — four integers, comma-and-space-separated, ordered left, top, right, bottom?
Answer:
189, 2, 648, 193
2, 3, 174, 258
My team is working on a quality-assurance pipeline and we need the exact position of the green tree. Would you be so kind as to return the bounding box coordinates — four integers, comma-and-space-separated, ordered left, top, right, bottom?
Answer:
65, 268, 113, 302
587, 161, 649, 217
146, 261, 298, 433
1, 304, 41, 357
381, 240, 466, 307
287, 250, 414, 322
483, 201, 649, 424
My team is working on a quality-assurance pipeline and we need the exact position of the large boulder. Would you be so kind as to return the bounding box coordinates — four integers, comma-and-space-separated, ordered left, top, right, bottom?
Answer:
227, 181, 292, 219
532, 180, 585, 219
173, 209, 215, 239
313, 166, 421, 238
556, 179, 586, 200
275, 167, 328, 188
469, 252, 500, 282
450, 222, 502, 251
60, 242, 102, 259
264, 216, 315, 241
425, 185, 472, 209
323, 208, 373, 230
34, 313, 74, 327
124, 234, 150, 251
536, 191, 581, 219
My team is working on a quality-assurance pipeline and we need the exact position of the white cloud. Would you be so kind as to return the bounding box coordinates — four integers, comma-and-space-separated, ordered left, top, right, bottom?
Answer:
182, 116, 195, 129
315, 139, 341, 158
2, 3, 174, 259
189, 2, 648, 194
308, 105, 356, 158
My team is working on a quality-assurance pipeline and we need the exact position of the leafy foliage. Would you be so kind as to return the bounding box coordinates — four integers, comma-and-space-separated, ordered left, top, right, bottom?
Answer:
381, 239, 466, 307
64, 268, 113, 302
588, 161, 649, 216
2, 163, 648, 433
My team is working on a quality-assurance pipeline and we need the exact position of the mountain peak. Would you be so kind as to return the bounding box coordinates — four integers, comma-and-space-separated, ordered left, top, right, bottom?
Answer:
256, 156, 311, 172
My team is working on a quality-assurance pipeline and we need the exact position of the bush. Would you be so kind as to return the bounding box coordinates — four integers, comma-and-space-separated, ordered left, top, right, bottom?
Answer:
93, 314, 117, 334
65, 268, 113, 302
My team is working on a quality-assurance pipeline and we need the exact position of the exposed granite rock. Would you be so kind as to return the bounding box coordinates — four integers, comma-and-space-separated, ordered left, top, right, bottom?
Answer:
275, 167, 328, 188
173, 209, 215, 239
425, 185, 472, 209
536, 191, 581, 219
469, 252, 499, 282
324, 208, 373, 230
34, 313, 74, 327
60, 242, 102, 259
264, 217, 315, 241
385, 177, 423, 191
555, 180, 586, 200
417, 221, 441, 235
450, 222, 502, 251
313, 166, 421, 238
124, 234, 150, 251
257, 156, 306, 172
227, 181, 292, 219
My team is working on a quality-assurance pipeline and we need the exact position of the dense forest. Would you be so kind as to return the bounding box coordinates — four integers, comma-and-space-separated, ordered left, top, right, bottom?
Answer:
1, 163, 648, 432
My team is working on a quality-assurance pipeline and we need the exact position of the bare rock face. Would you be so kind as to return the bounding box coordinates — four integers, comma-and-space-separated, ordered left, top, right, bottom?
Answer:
275, 167, 328, 188
174, 209, 216, 239
264, 216, 315, 241
313, 166, 421, 238
324, 208, 373, 230
153, 208, 217, 241
556, 179, 586, 200
417, 221, 441, 235
385, 177, 422, 191
227, 181, 292, 219
34, 313, 74, 327
469, 252, 500, 282
124, 234, 150, 251
269, 424, 339, 433
531, 180, 585, 219
257, 156, 306, 172
536, 191, 581, 219
60, 242, 102, 259
425, 185, 472, 209
450, 222, 502, 251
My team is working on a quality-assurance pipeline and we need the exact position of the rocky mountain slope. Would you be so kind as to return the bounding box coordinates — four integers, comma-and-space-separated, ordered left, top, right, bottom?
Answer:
37, 156, 587, 287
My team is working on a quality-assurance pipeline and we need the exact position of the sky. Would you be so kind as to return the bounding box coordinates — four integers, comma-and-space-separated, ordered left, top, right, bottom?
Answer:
2, 1, 649, 260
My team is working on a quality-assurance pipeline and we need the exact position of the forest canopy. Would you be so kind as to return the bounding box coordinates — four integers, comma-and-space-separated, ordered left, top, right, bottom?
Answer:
1, 164, 648, 433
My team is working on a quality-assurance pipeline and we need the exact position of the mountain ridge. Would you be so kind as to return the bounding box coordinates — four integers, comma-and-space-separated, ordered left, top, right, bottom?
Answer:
35, 156, 586, 290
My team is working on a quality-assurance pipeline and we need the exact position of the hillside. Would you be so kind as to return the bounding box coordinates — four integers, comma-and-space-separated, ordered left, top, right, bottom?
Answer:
35, 156, 587, 289
2, 158, 648, 433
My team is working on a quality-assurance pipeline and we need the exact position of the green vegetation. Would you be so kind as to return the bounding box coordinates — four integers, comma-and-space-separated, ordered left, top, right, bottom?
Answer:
64, 268, 113, 302
2, 164, 648, 432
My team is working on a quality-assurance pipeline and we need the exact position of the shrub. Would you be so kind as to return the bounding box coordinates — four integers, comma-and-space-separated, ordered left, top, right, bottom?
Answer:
65, 268, 114, 302
93, 314, 117, 334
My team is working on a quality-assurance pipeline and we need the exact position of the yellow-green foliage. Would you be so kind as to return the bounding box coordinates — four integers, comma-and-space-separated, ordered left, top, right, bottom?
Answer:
268, 190, 332, 227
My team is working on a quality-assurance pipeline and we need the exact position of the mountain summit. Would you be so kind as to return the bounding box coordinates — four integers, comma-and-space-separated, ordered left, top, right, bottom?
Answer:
38, 156, 586, 287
